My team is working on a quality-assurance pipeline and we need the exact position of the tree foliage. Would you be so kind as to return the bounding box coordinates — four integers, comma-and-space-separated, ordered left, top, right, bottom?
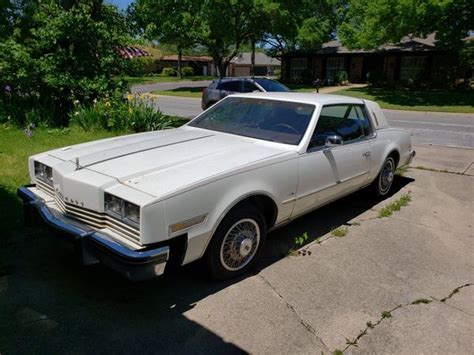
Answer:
130, 0, 338, 78
0, 0, 129, 126
338, 0, 473, 50
130, 0, 200, 78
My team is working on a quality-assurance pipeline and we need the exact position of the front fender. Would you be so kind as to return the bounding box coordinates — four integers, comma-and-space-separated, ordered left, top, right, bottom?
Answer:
163, 157, 299, 264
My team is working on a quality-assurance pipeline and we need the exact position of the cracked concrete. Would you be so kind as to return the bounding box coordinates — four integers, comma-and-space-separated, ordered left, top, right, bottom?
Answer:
343, 284, 473, 352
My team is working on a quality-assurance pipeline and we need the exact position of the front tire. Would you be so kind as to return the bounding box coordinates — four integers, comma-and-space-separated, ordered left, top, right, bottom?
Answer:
371, 156, 396, 197
205, 206, 266, 280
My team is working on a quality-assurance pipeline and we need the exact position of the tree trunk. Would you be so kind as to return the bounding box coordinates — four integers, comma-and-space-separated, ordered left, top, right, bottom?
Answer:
250, 37, 255, 77
216, 59, 227, 79
177, 48, 183, 79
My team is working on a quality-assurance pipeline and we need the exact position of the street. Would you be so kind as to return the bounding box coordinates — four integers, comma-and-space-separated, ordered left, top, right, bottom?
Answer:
148, 94, 474, 149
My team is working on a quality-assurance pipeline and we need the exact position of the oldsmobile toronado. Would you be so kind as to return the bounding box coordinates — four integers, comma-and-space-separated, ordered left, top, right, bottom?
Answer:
18, 93, 415, 280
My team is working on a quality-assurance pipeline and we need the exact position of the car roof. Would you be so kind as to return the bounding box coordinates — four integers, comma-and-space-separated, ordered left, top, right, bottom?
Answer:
228, 92, 366, 106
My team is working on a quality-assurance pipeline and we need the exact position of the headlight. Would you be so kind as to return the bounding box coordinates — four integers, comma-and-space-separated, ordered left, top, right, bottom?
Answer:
104, 193, 140, 228
34, 161, 53, 186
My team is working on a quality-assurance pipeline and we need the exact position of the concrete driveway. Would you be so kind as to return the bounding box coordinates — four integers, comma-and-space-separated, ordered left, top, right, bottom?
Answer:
1, 146, 473, 353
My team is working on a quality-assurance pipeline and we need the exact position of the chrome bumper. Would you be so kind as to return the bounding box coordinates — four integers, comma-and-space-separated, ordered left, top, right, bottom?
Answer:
17, 186, 169, 281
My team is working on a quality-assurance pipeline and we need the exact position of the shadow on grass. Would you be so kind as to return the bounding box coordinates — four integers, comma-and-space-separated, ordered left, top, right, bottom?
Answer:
345, 87, 474, 109
0, 176, 414, 353
166, 86, 205, 94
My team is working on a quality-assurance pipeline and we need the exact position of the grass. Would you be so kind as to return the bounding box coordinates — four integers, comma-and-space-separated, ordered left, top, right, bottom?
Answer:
331, 87, 474, 113
0, 125, 128, 240
151, 86, 204, 98
118, 75, 216, 86
330, 226, 349, 237
378, 192, 412, 218
287, 84, 316, 93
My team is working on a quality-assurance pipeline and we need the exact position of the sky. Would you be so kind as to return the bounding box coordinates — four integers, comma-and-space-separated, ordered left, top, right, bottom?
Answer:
107, 0, 133, 10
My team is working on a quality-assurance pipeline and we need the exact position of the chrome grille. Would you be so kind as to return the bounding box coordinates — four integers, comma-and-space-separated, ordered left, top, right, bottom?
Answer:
36, 183, 141, 245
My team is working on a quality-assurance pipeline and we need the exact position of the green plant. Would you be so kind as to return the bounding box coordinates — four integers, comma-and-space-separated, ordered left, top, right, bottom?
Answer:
181, 66, 195, 76
0, 1, 129, 127
381, 310, 392, 319
162, 67, 177, 77
294, 232, 309, 247
333, 350, 344, 355
331, 226, 348, 237
70, 94, 186, 132
378, 193, 412, 218
336, 70, 349, 84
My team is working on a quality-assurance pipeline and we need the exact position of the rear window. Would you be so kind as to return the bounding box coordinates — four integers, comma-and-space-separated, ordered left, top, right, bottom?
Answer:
254, 79, 290, 92
216, 81, 242, 92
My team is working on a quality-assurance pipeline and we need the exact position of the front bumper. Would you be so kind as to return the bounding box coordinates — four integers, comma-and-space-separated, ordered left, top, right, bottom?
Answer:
17, 185, 169, 281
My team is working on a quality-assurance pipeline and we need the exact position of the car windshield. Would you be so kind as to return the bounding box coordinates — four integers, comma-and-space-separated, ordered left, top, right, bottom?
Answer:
189, 97, 315, 145
254, 79, 290, 92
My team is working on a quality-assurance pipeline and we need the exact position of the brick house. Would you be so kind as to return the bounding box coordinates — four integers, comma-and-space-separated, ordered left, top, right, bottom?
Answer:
280, 34, 463, 85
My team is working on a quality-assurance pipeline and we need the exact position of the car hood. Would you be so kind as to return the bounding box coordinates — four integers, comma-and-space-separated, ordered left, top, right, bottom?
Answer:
47, 126, 291, 199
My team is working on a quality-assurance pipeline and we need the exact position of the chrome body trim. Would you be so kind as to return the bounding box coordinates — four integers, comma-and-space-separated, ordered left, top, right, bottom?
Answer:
17, 186, 169, 281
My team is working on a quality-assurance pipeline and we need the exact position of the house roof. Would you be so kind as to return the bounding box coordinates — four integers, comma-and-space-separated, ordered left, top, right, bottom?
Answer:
231, 52, 281, 66
117, 46, 150, 59
282, 33, 449, 57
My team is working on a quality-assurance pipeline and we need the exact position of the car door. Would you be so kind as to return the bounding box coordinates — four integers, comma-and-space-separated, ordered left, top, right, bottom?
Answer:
292, 104, 374, 216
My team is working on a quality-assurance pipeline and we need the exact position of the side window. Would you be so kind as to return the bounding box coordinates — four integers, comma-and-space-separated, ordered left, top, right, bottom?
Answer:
309, 104, 370, 149
242, 81, 259, 93
216, 81, 242, 92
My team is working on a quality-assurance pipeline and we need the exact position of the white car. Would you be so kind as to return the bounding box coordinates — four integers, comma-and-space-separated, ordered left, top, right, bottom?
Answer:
19, 93, 415, 280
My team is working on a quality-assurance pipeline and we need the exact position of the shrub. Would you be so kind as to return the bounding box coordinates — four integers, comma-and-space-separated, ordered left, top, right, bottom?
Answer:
162, 67, 177, 76
0, 2, 129, 127
367, 70, 386, 86
70, 94, 186, 132
181, 66, 194, 76
273, 68, 281, 78
336, 70, 349, 85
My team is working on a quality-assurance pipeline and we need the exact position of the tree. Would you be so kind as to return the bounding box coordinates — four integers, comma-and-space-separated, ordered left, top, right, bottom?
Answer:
0, 0, 129, 125
262, 0, 338, 55
130, 0, 200, 78
337, 0, 473, 50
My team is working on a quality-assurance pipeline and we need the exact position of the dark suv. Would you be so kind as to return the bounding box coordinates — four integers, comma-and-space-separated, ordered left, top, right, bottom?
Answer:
201, 77, 290, 110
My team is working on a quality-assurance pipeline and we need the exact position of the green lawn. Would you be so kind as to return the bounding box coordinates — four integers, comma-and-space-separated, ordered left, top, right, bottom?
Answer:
287, 84, 316, 93
331, 87, 474, 113
151, 86, 203, 98
118, 75, 216, 86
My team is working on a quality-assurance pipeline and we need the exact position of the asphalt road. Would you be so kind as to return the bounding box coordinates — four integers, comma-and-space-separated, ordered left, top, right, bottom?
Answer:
150, 94, 474, 149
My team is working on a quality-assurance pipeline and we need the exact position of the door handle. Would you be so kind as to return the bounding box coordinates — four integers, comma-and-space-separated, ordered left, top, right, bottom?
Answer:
363, 152, 371, 157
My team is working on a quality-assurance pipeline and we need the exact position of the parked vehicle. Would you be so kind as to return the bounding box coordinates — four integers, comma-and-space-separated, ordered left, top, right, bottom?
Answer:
201, 77, 289, 110
18, 93, 415, 281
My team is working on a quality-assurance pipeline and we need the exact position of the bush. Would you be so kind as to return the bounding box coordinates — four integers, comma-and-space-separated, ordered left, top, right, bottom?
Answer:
70, 94, 186, 132
0, 2, 129, 127
181, 66, 194, 76
162, 67, 177, 76
336, 70, 349, 85
273, 68, 281, 78
367, 70, 386, 86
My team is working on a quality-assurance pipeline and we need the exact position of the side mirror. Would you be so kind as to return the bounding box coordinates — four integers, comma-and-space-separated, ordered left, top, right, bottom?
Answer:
325, 135, 343, 148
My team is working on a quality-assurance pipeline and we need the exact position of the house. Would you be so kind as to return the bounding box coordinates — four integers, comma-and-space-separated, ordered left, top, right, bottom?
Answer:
228, 52, 281, 77
280, 34, 463, 85
160, 55, 216, 76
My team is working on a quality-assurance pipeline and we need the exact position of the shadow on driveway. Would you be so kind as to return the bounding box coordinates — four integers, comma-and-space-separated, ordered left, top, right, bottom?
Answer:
0, 176, 413, 353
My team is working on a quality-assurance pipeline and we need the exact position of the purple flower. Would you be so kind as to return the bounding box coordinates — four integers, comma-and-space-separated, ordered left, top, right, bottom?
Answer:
4, 85, 11, 93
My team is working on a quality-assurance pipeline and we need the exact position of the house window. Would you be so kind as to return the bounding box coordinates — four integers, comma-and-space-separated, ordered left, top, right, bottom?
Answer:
400, 56, 427, 81
290, 58, 308, 79
326, 57, 345, 81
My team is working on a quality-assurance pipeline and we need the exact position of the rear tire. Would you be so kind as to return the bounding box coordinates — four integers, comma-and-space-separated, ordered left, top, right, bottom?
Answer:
205, 206, 266, 280
371, 156, 396, 198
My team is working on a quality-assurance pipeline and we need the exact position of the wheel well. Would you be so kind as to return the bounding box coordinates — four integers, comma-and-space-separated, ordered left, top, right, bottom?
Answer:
388, 150, 400, 168
231, 195, 278, 229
